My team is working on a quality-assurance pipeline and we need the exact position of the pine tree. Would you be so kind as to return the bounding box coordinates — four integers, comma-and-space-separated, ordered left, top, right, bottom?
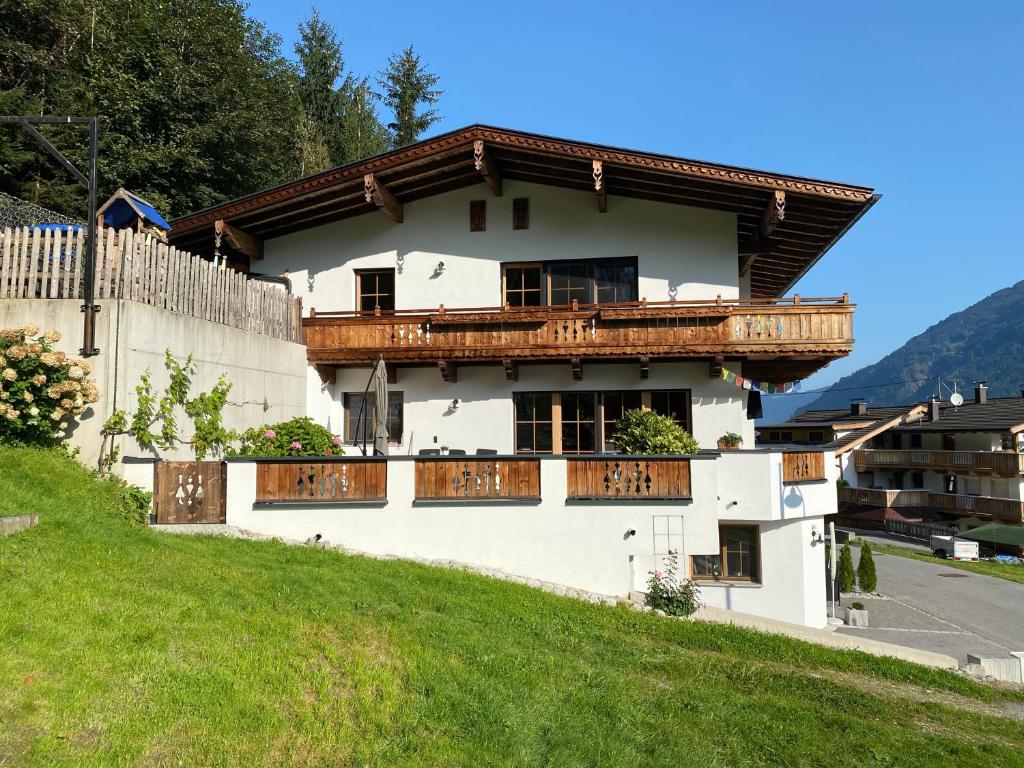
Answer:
294, 111, 333, 177
337, 77, 390, 161
838, 541, 856, 594
295, 8, 344, 160
378, 45, 441, 148
857, 542, 878, 594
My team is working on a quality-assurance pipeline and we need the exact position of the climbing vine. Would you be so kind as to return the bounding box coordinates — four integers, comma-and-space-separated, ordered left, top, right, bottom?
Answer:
100, 351, 234, 469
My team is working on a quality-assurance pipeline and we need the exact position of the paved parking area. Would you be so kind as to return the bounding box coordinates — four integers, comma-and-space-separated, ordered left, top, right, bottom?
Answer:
834, 549, 1024, 664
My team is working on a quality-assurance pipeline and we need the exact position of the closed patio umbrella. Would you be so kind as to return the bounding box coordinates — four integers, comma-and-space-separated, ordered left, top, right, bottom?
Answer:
372, 356, 389, 456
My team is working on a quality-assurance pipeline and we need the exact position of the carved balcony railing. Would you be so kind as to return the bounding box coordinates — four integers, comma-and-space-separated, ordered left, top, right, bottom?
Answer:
303, 296, 854, 379
255, 459, 387, 503
566, 457, 692, 500
414, 458, 541, 500
854, 449, 1024, 476
838, 486, 1024, 523
782, 451, 827, 483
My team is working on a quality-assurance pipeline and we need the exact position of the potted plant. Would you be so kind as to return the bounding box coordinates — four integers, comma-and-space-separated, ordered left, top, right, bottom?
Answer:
717, 432, 743, 450
845, 600, 869, 627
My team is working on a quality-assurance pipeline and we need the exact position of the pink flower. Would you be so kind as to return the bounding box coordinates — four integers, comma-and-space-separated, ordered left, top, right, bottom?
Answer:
264, 430, 276, 439
654, 570, 664, 580
332, 436, 342, 446
289, 441, 302, 449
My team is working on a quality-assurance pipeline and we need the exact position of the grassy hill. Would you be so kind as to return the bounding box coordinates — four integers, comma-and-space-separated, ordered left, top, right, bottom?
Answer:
1, 447, 1023, 766
804, 280, 1024, 411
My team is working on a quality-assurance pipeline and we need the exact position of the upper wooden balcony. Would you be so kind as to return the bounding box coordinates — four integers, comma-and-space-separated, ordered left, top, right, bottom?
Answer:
855, 449, 1024, 476
838, 486, 1024, 524
303, 295, 854, 380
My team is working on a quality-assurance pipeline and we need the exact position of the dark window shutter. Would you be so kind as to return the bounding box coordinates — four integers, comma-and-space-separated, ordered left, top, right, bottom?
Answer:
513, 197, 529, 230
470, 200, 486, 232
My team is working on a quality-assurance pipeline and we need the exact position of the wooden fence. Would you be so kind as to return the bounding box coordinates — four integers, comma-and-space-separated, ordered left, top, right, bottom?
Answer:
414, 458, 541, 500
0, 226, 302, 343
255, 459, 388, 503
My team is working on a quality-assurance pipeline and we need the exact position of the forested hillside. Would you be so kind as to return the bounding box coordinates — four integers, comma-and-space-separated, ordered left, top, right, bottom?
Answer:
802, 280, 1024, 411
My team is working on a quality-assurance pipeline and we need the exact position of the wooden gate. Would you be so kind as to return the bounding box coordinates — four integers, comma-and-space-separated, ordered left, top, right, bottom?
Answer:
153, 461, 226, 524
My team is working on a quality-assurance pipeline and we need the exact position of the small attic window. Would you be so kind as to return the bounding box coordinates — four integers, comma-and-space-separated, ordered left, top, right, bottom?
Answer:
513, 198, 529, 230
469, 200, 486, 232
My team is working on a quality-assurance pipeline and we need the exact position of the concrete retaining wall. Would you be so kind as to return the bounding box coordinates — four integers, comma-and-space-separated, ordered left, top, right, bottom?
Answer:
0, 299, 308, 469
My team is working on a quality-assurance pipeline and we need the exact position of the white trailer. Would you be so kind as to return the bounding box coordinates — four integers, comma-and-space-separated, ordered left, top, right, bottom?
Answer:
929, 535, 980, 561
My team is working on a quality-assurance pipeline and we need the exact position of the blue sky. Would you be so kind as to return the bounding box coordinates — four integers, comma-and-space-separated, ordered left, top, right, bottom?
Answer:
249, 0, 1022, 397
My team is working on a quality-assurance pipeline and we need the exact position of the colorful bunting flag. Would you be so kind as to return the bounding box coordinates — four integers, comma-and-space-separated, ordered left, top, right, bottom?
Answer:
719, 366, 801, 395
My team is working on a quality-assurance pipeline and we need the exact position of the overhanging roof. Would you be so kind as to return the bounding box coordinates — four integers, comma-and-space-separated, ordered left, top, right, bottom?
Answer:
168, 124, 878, 297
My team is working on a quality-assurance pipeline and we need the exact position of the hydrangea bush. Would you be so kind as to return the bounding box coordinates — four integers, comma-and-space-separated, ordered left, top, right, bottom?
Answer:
227, 417, 343, 457
0, 324, 100, 447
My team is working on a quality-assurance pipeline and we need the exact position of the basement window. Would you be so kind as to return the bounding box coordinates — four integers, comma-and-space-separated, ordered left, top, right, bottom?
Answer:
691, 525, 761, 583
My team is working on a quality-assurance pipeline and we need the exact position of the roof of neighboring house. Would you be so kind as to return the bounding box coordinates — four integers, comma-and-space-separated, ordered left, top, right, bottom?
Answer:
894, 397, 1024, 434
759, 404, 926, 454
167, 124, 878, 298
960, 522, 1024, 546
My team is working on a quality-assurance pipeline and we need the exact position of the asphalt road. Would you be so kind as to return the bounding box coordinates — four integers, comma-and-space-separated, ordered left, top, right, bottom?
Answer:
834, 549, 1024, 663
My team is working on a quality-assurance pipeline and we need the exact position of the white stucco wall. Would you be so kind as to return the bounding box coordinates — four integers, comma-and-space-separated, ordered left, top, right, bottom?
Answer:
225, 450, 831, 628
311, 361, 755, 456
262, 180, 739, 313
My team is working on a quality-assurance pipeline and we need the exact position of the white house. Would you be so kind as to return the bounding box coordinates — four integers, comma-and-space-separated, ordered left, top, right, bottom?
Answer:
168, 125, 877, 627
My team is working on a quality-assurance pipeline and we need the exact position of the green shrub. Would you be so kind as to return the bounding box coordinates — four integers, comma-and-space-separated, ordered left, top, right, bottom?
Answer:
114, 481, 154, 526
613, 409, 700, 454
838, 541, 856, 593
857, 541, 878, 593
228, 417, 342, 457
645, 552, 701, 617
0, 325, 100, 448
718, 432, 742, 448
851, 601, 866, 611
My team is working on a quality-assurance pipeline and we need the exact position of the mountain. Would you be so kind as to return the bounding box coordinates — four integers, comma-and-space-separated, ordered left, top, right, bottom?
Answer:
798, 280, 1024, 412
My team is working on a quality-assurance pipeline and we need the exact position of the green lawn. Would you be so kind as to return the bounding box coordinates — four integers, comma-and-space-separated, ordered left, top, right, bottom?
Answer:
854, 540, 1024, 586
2, 447, 1024, 767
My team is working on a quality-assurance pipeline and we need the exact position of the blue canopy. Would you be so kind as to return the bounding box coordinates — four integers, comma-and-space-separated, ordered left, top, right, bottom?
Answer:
101, 190, 170, 231
32, 223, 84, 232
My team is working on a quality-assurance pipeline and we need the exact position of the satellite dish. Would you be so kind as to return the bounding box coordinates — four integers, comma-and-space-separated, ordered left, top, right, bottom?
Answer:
950, 392, 964, 407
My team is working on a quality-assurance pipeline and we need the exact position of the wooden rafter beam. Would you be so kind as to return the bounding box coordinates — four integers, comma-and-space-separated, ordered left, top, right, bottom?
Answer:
363, 173, 404, 223
214, 219, 263, 260
639, 357, 650, 380
503, 358, 518, 381
710, 356, 724, 380
438, 360, 457, 383
737, 191, 786, 276
761, 190, 786, 237
571, 357, 583, 381
473, 140, 503, 197
592, 159, 607, 213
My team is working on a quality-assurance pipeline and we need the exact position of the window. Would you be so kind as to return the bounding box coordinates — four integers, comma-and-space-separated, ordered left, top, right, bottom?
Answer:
944, 474, 957, 494
942, 433, 956, 451
561, 392, 598, 453
503, 264, 543, 307
514, 392, 553, 454
501, 258, 638, 308
911, 472, 924, 489
356, 269, 394, 312
513, 197, 529, 230
767, 431, 780, 442
469, 200, 486, 232
343, 392, 403, 444
691, 525, 760, 583
910, 434, 922, 449
602, 390, 642, 450
1001, 433, 1014, 451
808, 430, 825, 443
650, 390, 691, 433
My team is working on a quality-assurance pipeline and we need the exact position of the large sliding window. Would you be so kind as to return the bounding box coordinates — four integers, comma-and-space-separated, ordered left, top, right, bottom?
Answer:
502, 257, 638, 307
514, 392, 553, 454
513, 390, 690, 454
691, 525, 761, 583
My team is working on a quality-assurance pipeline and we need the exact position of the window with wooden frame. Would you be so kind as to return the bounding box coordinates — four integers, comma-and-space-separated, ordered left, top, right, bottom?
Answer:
808, 430, 825, 443
500, 257, 638, 308
561, 392, 598, 454
503, 264, 543, 307
650, 389, 692, 434
355, 269, 395, 312
514, 392, 553, 454
469, 200, 486, 232
691, 525, 761, 583
512, 197, 529, 230
343, 392, 404, 445
602, 390, 643, 450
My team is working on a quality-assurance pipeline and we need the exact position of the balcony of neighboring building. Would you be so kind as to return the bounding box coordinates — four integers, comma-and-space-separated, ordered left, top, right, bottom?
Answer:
854, 448, 1024, 476
304, 294, 854, 382
838, 486, 1024, 524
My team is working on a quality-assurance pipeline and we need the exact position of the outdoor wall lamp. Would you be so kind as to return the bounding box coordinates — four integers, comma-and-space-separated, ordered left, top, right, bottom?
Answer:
625, 528, 636, 538
810, 526, 825, 545
449, 398, 460, 410
431, 260, 446, 278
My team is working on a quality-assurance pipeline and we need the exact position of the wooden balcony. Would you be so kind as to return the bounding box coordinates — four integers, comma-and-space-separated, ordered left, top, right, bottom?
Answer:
566, 457, 692, 500
838, 486, 1024, 524
782, 452, 827, 483
414, 457, 541, 501
304, 296, 854, 380
855, 449, 1024, 476
255, 459, 387, 503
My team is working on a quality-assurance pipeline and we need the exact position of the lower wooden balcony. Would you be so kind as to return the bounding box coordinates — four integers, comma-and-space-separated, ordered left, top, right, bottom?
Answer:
855, 449, 1024, 476
303, 296, 854, 381
838, 486, 1024, 524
